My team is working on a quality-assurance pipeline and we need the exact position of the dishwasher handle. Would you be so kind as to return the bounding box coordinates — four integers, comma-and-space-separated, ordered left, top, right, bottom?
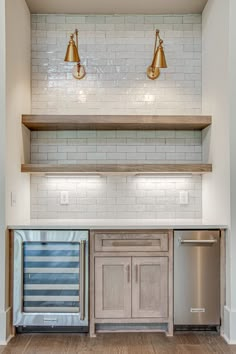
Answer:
80, 240, 86, 321
178, 238, 218, 245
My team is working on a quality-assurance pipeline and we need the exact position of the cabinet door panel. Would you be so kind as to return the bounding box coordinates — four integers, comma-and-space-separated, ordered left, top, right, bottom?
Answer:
132, 257, 168, 318
95, 257, 131, 319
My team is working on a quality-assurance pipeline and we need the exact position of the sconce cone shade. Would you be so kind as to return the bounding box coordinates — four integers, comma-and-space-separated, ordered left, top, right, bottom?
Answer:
64, 37, 80, 63
147, 33, 167, 80
152, 45, 167, 69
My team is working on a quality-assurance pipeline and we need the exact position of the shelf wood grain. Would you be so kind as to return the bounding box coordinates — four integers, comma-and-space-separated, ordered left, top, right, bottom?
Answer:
21, 163, 213, 174
22, 115, 212, 131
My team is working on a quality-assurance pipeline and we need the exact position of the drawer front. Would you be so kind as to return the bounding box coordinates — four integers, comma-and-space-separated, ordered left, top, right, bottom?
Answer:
94, 231, 169, 252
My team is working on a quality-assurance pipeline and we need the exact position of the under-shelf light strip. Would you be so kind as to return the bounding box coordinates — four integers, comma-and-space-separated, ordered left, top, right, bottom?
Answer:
135, 173, 194, 178
44, 173, 194, 178
45, 173, 101, 178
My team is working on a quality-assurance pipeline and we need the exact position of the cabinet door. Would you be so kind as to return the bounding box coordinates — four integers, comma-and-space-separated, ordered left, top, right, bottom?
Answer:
132, 257, 168, 318
95, 257, 131, 319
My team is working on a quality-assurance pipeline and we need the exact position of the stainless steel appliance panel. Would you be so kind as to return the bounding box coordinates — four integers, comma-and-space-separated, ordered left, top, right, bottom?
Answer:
174, 230, 220, 326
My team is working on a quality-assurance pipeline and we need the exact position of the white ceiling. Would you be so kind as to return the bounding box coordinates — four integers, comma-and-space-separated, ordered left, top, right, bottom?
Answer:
25, 0, 208, 15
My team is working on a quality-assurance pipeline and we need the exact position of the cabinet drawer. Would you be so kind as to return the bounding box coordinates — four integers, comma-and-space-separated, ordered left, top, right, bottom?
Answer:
94, 231, 169, 252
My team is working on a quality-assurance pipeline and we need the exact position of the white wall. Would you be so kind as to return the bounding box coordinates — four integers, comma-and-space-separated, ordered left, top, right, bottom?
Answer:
0, 0, 31, 344
202, 0, 230, 225
228, 0, 236, 343
6, 0, 31, 226
202, 0, 236, 343
0, 0, 7, 345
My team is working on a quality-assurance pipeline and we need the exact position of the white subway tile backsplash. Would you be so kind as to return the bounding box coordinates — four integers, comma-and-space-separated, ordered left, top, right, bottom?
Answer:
38, 145, 57, 153
31, 175, 202, 219
31, 130, 202, 164
106, 152, 126, 160
67, 152, 87, 160
137, 146, 155, 153
47, 152, 67, 160
97, 146, 116, 153
58, 146, 77, 153
31, 153, 47, 161
164, 16, 183, 24
30, 14, 203, 220
31, 14, 202, 115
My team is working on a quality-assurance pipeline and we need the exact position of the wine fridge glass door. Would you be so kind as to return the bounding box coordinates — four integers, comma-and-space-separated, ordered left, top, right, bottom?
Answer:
23, 241, 80, 314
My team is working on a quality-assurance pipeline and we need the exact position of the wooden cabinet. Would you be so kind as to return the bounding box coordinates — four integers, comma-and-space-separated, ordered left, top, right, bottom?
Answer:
95, 257, 131, 319
90, 230, 173, 337
132, 257, 168, 318
95, 256, 168, 320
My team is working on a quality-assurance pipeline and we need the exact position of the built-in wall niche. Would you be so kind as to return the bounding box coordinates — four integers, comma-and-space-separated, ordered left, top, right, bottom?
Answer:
22, 114, 211, 219
22, 114, 212, 175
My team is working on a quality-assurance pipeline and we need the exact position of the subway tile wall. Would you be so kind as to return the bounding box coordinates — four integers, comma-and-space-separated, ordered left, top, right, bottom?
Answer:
30, 14, 203, 220
31, 176, 202, 219
31, 14, 202, 115
31, 130, 202, 164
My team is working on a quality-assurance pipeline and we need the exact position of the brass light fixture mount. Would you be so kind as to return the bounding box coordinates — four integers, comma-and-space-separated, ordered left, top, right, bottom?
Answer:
64, 29, 86, 80
147, 29, 167, 80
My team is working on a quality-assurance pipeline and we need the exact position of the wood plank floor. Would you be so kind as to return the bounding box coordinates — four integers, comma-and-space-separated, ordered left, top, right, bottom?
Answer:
0, 333, 235, 354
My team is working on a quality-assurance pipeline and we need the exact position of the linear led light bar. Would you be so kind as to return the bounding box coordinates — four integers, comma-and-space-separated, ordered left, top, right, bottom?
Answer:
135, 173, 194, 178
45, 173, 101, 178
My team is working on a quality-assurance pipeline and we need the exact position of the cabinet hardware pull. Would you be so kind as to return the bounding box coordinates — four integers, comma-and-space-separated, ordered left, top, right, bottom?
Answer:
21, 244, 24, 313
80, 240, 86, 320
127, 264, 130, 283
111, 241, 153, 247
135, 264, 139, 283
179, 238, 217, 245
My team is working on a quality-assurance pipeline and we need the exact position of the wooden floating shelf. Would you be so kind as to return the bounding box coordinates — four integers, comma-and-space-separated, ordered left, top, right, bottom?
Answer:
21, 164, 213, 175
22, 115, 212, 131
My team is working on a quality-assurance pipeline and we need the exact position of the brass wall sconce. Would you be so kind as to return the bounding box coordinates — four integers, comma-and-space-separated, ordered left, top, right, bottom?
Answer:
64, 29, 86, 80
147, 29, 167, 80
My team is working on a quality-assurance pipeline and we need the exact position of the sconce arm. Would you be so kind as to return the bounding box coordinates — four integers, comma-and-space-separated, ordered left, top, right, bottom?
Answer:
153, 30, 159, 56
153, 29, 164, 56
75, 29, 79, 52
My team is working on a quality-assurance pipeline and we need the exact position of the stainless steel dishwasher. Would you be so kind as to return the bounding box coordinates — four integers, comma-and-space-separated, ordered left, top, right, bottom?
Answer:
174, 230, 220, 329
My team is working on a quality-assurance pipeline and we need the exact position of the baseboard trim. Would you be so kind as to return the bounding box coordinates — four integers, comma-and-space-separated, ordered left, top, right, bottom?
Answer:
0, 334, 14, 346
0, 307, 14, 345
223, 306, 236, 344
222, 333, 236, 345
